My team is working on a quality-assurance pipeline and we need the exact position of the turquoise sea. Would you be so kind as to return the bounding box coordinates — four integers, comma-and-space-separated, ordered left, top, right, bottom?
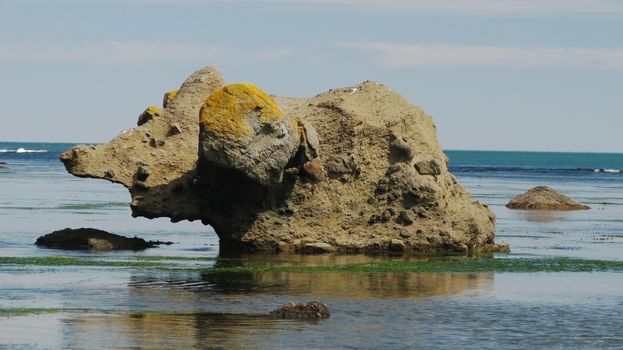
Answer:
1, 142, 623, 349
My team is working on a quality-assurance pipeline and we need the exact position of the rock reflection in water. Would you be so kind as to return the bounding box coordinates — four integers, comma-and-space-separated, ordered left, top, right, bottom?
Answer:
62, 312, 290, 350
65, 270, 493, 349
203, 271, 492, 298
129, 270, 493, 299
514, 210, 569, 223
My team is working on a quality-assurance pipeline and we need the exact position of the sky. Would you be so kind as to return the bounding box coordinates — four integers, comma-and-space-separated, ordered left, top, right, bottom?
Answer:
0, 0, 621, 152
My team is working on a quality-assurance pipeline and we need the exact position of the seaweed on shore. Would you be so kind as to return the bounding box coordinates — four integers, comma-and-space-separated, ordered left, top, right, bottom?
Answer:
1, 255, 623, 274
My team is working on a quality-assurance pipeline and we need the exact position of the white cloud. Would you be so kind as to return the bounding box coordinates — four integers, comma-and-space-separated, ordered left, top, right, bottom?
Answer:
114, 0, 623, 15
0, 41, 296, 64
341, 42, 623, 70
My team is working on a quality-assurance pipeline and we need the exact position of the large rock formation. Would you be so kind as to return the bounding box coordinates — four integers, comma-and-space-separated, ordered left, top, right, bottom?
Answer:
506, 186, 589, 210
61, 66, 506, 254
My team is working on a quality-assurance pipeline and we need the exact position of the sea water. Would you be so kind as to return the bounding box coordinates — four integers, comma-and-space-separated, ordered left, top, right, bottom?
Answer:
1, 142, 622, 349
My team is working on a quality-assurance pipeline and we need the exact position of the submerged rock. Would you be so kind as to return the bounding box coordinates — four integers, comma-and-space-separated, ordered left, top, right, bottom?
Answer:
60, 66, 504, 254
506, 186, 590, 210
269, 301, 330, 319
35, 228, 168, 250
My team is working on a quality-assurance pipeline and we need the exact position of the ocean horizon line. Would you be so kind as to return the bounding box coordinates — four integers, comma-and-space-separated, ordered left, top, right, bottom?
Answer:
1, 140, 622, 156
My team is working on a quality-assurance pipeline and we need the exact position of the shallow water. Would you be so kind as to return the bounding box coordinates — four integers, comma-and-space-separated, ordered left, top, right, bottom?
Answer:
1, 144, 623, 349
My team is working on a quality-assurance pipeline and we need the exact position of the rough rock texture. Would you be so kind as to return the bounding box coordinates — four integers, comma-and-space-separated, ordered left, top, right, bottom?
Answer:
269, 301, 330, 319
506, 186, 590, 210
60, 66, 505, 254
198, 83, 302, 186
35, 228, 163, 250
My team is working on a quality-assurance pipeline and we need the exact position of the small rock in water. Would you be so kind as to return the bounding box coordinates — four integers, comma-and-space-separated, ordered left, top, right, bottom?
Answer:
35, 228, 171, 251
506, 186, 590, 210
269, 301, 330, 319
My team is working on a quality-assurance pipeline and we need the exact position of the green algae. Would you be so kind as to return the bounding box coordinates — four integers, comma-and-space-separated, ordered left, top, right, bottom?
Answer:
0, 308, 61, 318
0, 256, 164, 268
134, 256, 218, 261
1, 256, 623, 274
202, 257, 623, 274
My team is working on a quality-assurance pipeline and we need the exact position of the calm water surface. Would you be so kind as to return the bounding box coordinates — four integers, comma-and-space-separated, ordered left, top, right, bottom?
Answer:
1, 143, 623, 349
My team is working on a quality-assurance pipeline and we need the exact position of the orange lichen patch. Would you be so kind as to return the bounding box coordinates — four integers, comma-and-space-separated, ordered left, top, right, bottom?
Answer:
163, 90, 178, 108
199, 83, 285, 138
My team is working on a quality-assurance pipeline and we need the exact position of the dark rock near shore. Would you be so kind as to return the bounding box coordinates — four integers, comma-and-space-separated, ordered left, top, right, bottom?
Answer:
506, 186, 590, 211
35, 228, 170, 250
269, 301, 330, 319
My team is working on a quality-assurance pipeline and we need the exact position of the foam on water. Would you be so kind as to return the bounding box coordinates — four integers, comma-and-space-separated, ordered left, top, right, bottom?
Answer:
0, 147, 48, 153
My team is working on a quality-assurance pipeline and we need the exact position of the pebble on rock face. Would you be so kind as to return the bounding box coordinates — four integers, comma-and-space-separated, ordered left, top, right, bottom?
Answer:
415, 159, 442, 176
302, 159, 325, 182
136, 166, 150, 181
381, 210, 392, 222
399, 210, 415, 225
300, 242, 336, 254
389, 133, 414, 163
167, 123, 183, 136
399, 231, 411, 238
389, 239, 405, 252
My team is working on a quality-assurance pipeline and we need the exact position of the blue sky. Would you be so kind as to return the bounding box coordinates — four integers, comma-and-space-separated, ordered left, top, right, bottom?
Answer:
0, 0, 621, 152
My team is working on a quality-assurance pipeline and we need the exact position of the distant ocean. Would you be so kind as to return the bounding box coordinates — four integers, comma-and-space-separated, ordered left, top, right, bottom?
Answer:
2, 141, 623, 349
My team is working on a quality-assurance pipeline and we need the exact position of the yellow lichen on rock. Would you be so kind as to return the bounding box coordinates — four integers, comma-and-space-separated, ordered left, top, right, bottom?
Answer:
137, 106, 161, 126
146, 106, 161, 115
163, 90, 178, 108
199, 83, 285, 138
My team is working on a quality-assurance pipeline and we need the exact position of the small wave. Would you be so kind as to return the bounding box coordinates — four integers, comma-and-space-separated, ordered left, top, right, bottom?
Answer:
594, 168, 621, 173
16, 147, 47, 153
56, 202, 129, 210
0, 148, 48, 153
451, 166, 622, 175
